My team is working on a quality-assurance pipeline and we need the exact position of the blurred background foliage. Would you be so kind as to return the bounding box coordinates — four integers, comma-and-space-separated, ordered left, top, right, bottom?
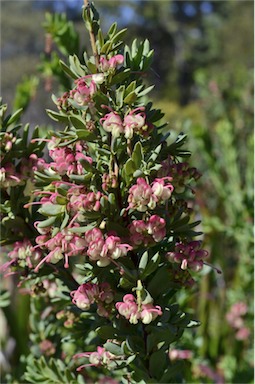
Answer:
1, 0, 253, 383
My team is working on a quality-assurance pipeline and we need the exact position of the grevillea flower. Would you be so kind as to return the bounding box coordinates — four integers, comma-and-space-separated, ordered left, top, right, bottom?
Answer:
128, 178, 156, 212
73, 77, 97, 106
115, 294, 140, 324
34, 227, 87, 271
100, 54, 124, 71
128, 177, 173, 212
129, 215, 166, 247
151, 177, 174, 202
71, 283, 100, 310
47, 141, 92, 176
0, 239, 41, 275
226, 301, 249, 334
70, 281, 114, 316
167, 241, 208, 271
67, 186, 104, 223
100, 111, 124, 137
116, 293, 162, 325
0, 163, 22, 188
147, 215, 166, 242
1, 132, 16, 153
123, 107, 146, 139
158, 157, 201, 192
84, 228, 133, 267
73, 346, 120, 371
169, 349, 193, 361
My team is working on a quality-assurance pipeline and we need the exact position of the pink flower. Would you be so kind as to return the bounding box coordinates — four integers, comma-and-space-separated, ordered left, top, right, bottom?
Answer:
100, 111, 124, 137
0, 239, 41, 275
85, 229, 132, 267
74, 346, 119, 371
85, 228, 104, 246
71, 283, 99, 310
34, 227, 87, 271
167, 241, 208, 271
73, 77, 97, 105
226, 301, 249, 331
147, 215, 166, 242
116, 293, 162, 325
151, 177, 174, 202
235, 327, 250, 341
123, 108, 146, 139
169, 349, 193, 361
87, 238, 106, 264
100, 54, 124, 71
129, 215, 166, 247
129, 220, 149, 246
128, 178, 156, 212
108, 54, 124, 68
140, 303, 162, 324
71, 282, 114, 316
116, 294, 139, 324
102, 236, 133, 260
0, 163, 22, 187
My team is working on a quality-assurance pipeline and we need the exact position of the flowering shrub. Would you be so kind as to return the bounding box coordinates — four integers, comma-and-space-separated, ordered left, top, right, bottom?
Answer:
0, 2, 212, 383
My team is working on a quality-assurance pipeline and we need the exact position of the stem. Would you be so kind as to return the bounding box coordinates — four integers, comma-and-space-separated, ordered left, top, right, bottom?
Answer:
84, 0, 99, 69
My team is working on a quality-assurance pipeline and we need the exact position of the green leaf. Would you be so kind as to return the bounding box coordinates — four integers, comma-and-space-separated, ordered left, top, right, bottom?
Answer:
107, 22, 117, 38
36, 216, 57, 228
110, 69, 131, 85
138, 251, 148, 272
4, 108, 23, 126
68, 223, 96, 233
149, 349, 167, 380
115, 85, 125, 107
69, 115, 86, 130
97, 325, 119, 340
38, 203, 65, 217
104, 341, 123, 356
124, 90, 137, 105
59, 60, 79, 79
141, 252, 160, 279
46, 110, 69, 124
111, 28, 127, 43
132, 141, 143, 168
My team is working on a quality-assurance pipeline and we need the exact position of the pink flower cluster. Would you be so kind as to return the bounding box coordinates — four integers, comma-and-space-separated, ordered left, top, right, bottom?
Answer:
0, 154, 46, 189
169, 349, 193, 361
159, 157, 201, 189
128, 177, 173, 212
47, 139, 93, 176
74, 346, 120, 371
100, 54, 124, 72
0, 163, 22, 188
73, 77, 97, 106
1, 132, 16, 153
100, 107, 147, 138
167, 241, 208, 271
195, 364, 225, 384
84, 228, 133, 267
67, 185, 103, 221
35, 227, 87, 271
129, 215, 166, 247
226, 302, 250, 341
71, 282, 114, 317
0, 239, 41, 275
116, 293, 162, 324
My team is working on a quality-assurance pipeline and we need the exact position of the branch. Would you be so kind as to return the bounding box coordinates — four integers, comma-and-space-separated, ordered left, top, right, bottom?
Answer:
84, 0, 100, 69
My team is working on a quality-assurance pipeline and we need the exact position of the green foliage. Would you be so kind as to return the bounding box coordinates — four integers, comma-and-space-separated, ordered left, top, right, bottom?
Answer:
24, 356, 85, 384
